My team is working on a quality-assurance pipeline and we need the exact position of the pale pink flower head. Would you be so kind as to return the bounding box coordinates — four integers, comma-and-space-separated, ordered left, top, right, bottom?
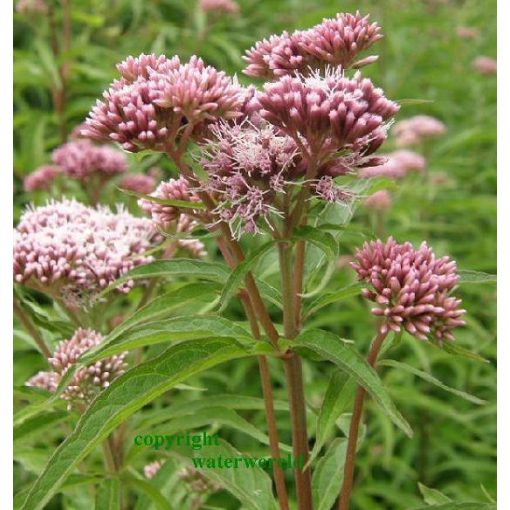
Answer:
139, 176, 200, 230
298, 11, 382, 70
352, 237, 466, 343
364, 189, 392, 210
472, 56, 497, 75
313, 176, 355, 203
393, 115, 446, 147
119, 174, 157, 195
456, 26, 480, 39
258, 69, 398, 157
150, 56, 243, 132
52, 140, 127, 181
27, 328, 127, 409
14, 199, 157, 305
144, 460, 165, 479
199, 0, 240, 14
23, 165, 61, 192
360, 150, 426, 179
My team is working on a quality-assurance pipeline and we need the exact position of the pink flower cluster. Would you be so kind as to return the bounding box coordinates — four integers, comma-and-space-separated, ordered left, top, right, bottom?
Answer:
26, 328, 127, 409
456, 26, 480, 39
119, 173, 157, 194
359, 150, 426, 179
144, 460, 165, 479
472, 56, 497, 75
352, 238, 465, 343
393, 115, 446, 147
244, 11, 381, 79
364, 189, 392, 211
13, 199, 157, 304
258, 68, 399, 157
23, 165, 61, 192
139, 177, 206, 256
199, 0, 239, 14
52, 140, 128, 182
82, 54, 244, 152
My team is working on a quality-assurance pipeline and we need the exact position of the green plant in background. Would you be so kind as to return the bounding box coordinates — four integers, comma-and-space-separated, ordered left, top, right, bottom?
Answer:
14, 1, 496, 509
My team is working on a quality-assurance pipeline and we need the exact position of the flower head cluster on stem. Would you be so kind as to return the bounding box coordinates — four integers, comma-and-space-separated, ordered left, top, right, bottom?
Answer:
352, 237, 466, 343
26, 328, 127, 409
13, 199, 158, 306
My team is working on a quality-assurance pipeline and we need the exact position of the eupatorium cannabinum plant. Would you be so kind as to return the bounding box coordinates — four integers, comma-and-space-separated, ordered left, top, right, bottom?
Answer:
14, 10, 484, 510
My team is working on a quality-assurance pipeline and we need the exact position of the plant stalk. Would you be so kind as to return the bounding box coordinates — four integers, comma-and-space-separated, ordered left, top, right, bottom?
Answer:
338, 329, 388, 510
279, 242, 313, 509
13, 298, 52, 358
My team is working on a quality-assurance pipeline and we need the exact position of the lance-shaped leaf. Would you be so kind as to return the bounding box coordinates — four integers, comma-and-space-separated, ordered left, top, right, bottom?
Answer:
304, 283, 364, 318
379, 360, 486, 405
80, 315, 252, 363
457, 270, 496, 284
312, 438, 348, 510
97, 259, 230, 298
95, 478, 121, 510
290, 329, 413, 437
219, 241, 275, 311
21, 338, 255, 510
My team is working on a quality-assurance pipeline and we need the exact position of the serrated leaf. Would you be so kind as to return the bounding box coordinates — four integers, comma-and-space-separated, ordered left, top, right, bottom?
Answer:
101, 282, 220, 342
308, 373, 356, 467
219, 242, 275, 311
21, 338, 254, 510
312, 438, 348, 510
291, 329, 413, 437
458, 270, 496, 284
14, 411, 69, 443
379, 360, 486, 404
80, 315, 252, 363
95, 478, 121, 510
442, 343, 490, 363
304, 283, 364, 318
97, 260, 229, 298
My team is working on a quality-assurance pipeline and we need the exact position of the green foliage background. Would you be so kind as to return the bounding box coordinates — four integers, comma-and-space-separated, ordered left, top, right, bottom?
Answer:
13, 0, 496, 508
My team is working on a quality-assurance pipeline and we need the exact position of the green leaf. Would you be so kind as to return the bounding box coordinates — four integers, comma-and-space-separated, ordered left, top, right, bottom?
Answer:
291, 329, 413, 437
442, 343, 490, 363
97, 260, 229, 298
122, 471, 174, 510
418, 483, 451, 505
80, 315, 252, 363
304, 283, 364, 318
293, 225, 339, 298
101, 282, 220, 341
21, 338, 254, 510
379, 360, 486, 405
95, 478, 121, 510
137, 394, 288, 429
308, 373, 356, 467
219, 242, 275, 311
458, 270, 496, 284
119, 188, 206, 210
14, 411, 69, 443
312, 438, 348, 510
185, 439, 279, 510
411, 505, 496, 510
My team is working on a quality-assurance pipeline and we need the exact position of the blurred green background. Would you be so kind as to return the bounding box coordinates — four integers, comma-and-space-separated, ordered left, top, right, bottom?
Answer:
14, 0, 496, 508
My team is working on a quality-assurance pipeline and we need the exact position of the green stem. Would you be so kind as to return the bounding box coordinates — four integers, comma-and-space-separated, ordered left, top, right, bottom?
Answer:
13, 298, 52, 358
338, 329, 388, 510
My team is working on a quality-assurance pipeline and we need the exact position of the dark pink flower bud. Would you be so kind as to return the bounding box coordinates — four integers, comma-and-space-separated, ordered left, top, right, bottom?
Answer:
119, 174, 157, 194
